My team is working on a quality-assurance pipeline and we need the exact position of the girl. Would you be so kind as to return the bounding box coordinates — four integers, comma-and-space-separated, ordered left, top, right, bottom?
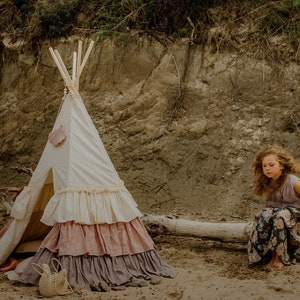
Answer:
248, 145, 300, 270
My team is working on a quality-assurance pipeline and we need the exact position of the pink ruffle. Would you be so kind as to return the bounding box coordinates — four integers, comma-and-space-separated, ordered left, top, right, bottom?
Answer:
41, 217, 154, 256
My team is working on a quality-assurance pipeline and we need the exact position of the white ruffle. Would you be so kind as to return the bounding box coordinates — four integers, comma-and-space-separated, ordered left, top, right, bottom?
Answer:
40, 186, 143, 226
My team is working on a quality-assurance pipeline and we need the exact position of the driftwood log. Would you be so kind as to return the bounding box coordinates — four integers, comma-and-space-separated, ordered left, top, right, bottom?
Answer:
142, 214, 253, 243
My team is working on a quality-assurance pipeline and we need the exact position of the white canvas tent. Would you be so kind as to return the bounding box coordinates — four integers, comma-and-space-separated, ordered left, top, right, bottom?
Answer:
0, 40, 142, 265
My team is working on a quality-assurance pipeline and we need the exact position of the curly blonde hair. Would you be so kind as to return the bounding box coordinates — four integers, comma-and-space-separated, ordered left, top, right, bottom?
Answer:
252, 144, 299, 196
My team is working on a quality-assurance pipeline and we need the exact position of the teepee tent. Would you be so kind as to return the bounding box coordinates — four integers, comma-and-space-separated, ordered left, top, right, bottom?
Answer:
0, 40, 175, 289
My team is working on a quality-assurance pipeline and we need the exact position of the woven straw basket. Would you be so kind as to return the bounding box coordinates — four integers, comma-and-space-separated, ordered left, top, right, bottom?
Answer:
32, 258, 73, 297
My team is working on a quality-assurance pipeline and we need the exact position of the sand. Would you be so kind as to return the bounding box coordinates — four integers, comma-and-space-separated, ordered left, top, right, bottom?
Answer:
1, 236, 300, 300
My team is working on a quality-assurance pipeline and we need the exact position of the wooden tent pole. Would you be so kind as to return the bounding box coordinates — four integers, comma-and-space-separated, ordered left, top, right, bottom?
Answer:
72, 51, 77, 82
49, 40, 94, 95
50, 48, 78, 95
54, 50, 72, 83
78, 40, 94, 78
49, 47, 65, 77
75, 40, 82, 91
49, 47, 73, 90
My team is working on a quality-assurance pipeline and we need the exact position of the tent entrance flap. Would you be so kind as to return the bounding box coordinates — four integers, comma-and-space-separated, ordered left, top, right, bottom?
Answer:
20, 171, 54, 244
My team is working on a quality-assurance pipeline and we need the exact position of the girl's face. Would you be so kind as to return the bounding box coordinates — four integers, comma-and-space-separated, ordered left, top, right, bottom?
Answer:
262, 154, 283, 180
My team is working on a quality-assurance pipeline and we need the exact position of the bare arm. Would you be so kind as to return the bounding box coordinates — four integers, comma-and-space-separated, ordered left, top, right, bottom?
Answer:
294, 180, 300, 195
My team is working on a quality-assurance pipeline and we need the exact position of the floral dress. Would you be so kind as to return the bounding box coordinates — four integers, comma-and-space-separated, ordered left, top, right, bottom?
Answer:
248, 174, 300, 267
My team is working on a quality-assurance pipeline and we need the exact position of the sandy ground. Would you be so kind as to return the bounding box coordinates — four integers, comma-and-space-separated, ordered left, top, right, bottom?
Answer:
1, 236, 300, 300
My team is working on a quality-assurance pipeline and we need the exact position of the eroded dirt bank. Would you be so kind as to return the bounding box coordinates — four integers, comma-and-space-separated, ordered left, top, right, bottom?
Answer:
1, 36, 300, 224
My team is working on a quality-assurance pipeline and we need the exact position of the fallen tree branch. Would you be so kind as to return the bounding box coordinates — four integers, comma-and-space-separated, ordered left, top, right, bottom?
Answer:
142, 214, 253, 243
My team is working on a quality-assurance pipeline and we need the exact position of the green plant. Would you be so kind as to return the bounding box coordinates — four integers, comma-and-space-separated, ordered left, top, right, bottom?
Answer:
90, 0, 130, 31
36, 0, 80, 38
293, 0, 300, 8
258, 1, 300, 39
